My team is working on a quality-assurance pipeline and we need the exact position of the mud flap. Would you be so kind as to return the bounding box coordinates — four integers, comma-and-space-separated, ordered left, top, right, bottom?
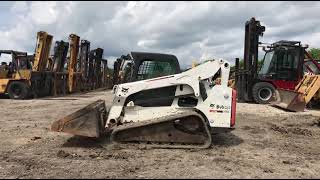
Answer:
51, 99, 107, 137
272, 89, 306, 112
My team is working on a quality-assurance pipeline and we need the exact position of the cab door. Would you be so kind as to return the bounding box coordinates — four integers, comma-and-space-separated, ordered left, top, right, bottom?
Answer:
267, 48, 302, 90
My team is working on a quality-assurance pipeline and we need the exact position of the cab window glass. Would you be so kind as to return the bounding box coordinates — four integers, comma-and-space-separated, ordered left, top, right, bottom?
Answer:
137, 60, 176, 80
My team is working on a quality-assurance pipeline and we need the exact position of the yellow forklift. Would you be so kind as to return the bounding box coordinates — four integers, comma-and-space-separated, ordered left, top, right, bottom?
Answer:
0, 31, 54, 99
0, 50, 33, 99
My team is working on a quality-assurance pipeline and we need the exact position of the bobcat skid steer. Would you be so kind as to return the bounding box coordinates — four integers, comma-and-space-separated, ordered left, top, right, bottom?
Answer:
51, 59, 237, 149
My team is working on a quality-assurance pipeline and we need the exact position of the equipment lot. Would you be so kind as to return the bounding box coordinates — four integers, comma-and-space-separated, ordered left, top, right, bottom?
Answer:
0, 90, 319, 178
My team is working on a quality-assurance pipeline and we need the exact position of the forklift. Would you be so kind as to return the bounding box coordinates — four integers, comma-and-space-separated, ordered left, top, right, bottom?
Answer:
235, 17, 320, 106
0, 50, 33, 99
0, 31, 55, 99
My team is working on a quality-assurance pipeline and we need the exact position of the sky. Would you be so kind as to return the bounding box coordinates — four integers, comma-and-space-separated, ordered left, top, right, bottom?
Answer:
0, 1, 320, 69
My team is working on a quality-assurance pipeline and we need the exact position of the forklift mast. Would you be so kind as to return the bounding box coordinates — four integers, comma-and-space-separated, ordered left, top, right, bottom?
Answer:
95, 48, 103, 89
101, 59, 110, 88
91, 48, 103, 89
67, 34, 80, 93
87, 49, 95, 88
52, 40, 69, 72
79, 40, 90, 80
236, 17, 265, 102
113, 57, 123, 86
32, 31, 53, 72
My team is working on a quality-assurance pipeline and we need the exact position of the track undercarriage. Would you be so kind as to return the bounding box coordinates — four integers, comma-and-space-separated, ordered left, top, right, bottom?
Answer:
111, 111, 212, 149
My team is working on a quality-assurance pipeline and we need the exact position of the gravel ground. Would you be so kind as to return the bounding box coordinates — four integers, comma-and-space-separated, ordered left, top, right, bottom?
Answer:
0, 90, 319, 178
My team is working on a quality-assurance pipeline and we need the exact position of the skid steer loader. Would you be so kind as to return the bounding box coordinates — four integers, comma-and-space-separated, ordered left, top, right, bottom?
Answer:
51, 59, 237, 149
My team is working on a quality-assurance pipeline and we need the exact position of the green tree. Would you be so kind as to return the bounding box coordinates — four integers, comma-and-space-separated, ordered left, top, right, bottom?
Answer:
308, 48, 320, 60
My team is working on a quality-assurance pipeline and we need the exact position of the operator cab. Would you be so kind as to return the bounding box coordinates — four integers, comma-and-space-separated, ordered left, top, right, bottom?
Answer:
0, 50, 32, 78
259, 41, 303, 81
113, 52, 181, 107
114, 52, 181, 85
258, 40, 320, 89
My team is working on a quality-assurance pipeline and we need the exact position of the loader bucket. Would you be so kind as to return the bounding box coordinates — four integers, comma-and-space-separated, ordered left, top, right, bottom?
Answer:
272, 89, 306, 112
51, 99, 107, 138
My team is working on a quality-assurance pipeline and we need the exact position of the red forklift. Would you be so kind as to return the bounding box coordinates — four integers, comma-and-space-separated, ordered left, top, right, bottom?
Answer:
235, 17, 320, 105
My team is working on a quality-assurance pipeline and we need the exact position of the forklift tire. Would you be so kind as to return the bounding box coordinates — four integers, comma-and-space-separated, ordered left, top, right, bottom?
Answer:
252, 82, 275, 104
7, 81, 30, 100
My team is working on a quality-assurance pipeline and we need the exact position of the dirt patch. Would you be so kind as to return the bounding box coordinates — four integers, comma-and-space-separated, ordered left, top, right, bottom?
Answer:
241, 125, 267, 134
311, 119, 320, 127
270, 124, 313, 136
57, 150, 71, 158
30, 136, 42, 141
0, 90, 319, 178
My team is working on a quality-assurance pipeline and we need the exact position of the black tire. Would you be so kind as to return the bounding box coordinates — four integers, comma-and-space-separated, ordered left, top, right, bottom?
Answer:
252, 82, 275, 104
7, 81, 30, 100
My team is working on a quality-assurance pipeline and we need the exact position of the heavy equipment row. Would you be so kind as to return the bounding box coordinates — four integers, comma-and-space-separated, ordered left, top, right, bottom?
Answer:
0, 31, 113, 99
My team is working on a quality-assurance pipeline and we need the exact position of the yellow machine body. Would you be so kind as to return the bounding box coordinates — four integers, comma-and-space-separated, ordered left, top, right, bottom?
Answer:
274, 75, 320, 111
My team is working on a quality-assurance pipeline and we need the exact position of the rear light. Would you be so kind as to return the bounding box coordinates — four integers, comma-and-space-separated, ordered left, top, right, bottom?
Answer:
231, 89, 237, 127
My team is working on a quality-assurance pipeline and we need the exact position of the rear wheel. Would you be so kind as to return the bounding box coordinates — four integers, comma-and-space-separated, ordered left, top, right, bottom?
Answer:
7, 81, 30, 99
252, 82, 275, 104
